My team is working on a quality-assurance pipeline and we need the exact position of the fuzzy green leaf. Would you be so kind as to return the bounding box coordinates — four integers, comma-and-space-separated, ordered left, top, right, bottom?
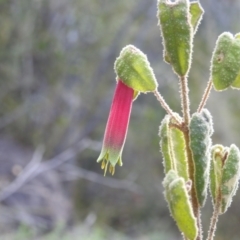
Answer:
231, 73, 240, 88
190, 1, 204, 34
189, 109, 213, 206
221, 144, 240, 214
210, 144, 225, 205
211, 32, 240, 91
231, 33, 240, 88
157, 0, 193, 76
159, 115, 188, 180
169, 118, 188, 181
159, 115, 173, 174
114, 45, 158, 92
163, 170, 198, 240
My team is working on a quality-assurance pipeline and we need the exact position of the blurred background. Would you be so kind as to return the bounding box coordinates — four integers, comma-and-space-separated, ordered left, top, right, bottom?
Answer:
0, 0, 240, 239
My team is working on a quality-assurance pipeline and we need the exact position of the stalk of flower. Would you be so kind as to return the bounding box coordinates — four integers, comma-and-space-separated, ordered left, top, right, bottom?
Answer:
97, 45, 158, 175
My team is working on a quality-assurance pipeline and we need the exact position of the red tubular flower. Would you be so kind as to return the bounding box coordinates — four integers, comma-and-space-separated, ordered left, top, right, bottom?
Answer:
97, 80, 134, 175
97, 45, 158, 175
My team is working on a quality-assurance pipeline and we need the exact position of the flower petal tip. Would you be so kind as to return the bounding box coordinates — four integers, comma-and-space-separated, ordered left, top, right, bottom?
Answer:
98, 158, 116, 176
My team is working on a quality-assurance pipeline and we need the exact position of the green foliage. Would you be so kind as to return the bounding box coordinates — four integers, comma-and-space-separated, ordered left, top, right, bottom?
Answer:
2, 0, 240, 239
163, 170, 197, 240
159, 115, 188, 180
159, 115, 173, 174
157, 0, 193, 76
189, 1, 204, 34
210, 144, 240, 214
210, 144, 224, 205
211, 32, 240, 90
189, 109, 213, 206
98, 0, 240, 238
220, 145, 240, 213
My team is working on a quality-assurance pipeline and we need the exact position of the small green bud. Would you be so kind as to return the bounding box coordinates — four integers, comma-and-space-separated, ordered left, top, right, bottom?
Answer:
189, 109, 213, 206
189, 1, 204, 34
157, 0, 193, 76
221, 144, 240, 214
114, 45, 158, 93
211, 32, 240, 91
159, 114, 188, 180
210, 144, 225, 205
163, 170, 198, 240
210, 144, 240, 214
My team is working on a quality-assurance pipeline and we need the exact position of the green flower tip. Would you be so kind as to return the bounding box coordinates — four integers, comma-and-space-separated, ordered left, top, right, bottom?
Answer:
97, 150, 123, 176
114, 45, 158, 93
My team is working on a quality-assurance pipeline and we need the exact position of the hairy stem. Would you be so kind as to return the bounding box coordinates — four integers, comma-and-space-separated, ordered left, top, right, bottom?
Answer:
207, 191, 221, 240
179, 76, 190, 125
180, 76, 202, 240
183, 129, 202, 240
153, 90, 181, 124
197, 80, 213, 113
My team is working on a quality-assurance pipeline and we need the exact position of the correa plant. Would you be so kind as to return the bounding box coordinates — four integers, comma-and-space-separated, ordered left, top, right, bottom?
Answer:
96, 0, 240, 239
